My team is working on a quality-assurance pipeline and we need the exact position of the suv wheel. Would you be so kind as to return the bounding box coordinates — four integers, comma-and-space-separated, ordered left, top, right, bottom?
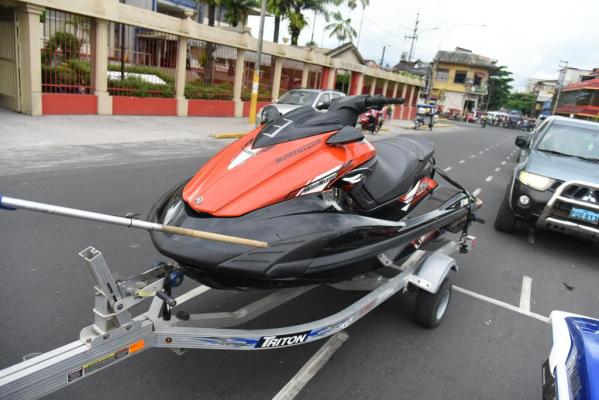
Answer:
494, 191, 517, 233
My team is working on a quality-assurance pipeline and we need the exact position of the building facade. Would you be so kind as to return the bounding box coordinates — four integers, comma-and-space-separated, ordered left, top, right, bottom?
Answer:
430, 47, 496, 114
555, 71, 599, 120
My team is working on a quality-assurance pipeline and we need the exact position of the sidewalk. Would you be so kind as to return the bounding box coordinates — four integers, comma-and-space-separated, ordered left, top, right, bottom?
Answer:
0, 108, 452, 176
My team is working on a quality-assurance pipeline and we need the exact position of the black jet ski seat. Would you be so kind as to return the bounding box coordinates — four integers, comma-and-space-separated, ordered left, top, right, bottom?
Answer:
350, 136, 435, 210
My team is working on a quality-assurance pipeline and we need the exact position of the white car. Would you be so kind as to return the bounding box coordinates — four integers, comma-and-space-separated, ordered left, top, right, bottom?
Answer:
257, 89, 346, 122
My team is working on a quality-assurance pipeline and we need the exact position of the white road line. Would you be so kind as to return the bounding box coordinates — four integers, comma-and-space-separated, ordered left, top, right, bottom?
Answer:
501, 161, 506, 165
519, 276, 533, 312
444, 166, 452, 172
494, 167, 500, 172
485, 176, 493, 182
459, 159, 465, 164
506, 156, 511, 160
479, 151, 484, 154
470, 155, 476, 159
472, 188, 482, 197
452, 286, 549, 324
485, 148, 489, 151
273, 332, 349, 400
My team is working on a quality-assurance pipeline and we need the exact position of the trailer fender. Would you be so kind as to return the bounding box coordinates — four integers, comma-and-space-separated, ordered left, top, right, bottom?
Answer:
409, 252, 457, 294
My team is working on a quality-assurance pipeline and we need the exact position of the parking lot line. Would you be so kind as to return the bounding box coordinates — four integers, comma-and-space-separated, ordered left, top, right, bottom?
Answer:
273, 331, 349, 400
519, 276, 532, 312
453, 286, 549, 324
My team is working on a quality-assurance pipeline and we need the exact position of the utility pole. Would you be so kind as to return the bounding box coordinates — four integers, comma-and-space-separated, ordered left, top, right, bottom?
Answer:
552, 60, 568, 115
248, 0, 267, 126
405, 13, 419, 63
380, 45, 387, 66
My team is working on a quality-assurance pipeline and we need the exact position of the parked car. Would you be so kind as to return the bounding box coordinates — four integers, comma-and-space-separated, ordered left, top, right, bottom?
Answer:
257, 89, 345, 123
543, 310, 599, 400
494, 116, 599, 239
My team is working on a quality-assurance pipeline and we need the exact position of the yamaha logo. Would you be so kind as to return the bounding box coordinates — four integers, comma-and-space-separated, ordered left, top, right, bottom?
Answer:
194, 195, 204, 205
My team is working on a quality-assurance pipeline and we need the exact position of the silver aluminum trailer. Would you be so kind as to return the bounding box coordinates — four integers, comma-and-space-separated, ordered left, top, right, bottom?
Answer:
0, 236, 475, 400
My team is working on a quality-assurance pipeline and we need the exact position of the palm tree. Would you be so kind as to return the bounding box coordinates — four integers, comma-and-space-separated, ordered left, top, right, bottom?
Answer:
267, 0, 289, 43
325, 11, 356, 44
346, 0, 368, 46
195, 0, 221, 84
222, 0, 259, 27
286, 0, 338, 46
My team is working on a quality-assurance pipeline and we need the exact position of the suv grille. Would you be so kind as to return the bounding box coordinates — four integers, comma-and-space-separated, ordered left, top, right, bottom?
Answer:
561, 185, 599, 205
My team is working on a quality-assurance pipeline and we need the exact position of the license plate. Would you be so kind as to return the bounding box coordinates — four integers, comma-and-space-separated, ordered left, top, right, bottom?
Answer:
569, 207, 599, 224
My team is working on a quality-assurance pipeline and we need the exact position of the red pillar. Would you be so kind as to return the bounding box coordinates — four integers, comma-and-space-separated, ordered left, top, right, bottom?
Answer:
349, 71, 363, 95
402, 86, 412, 119
320, 67, 336, 90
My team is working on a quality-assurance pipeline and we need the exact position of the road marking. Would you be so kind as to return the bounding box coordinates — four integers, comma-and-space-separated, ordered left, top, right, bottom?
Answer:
459, 159, 465, 164
452, 286, 549, 324
444, 167, 452, 172
501, 161, 506, 165
472, 188, 482, 197
479, 151, 484, 154
494, 167, 500, 172
519, 276, 533, 312
485, 176, 493, 182
485, 148, 489, 151
470, 155, 476, 159
506, 156, 510, 160
273, 332, 349, 400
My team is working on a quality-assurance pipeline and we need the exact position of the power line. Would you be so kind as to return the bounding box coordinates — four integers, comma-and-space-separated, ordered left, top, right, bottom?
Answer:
405, 13, 419, 62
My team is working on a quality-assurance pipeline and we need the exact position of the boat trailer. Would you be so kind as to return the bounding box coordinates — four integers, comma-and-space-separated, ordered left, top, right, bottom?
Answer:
0, 236, 475, 400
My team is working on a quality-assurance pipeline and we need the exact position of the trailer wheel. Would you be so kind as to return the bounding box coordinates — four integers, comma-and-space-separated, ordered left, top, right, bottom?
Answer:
412, 278, 452, 329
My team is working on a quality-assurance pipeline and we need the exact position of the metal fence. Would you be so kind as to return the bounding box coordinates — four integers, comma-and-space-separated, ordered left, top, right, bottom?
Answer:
107, 22, 177, 97
186, 39, 236, 100
41, 9, 92, 94
243, 50, 273, 101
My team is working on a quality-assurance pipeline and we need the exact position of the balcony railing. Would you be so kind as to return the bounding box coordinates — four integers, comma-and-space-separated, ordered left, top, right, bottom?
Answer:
466, 84, 487, 95
159, 0, 197, 9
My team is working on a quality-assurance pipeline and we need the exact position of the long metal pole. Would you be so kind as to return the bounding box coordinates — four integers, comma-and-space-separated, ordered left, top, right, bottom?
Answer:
248, 0, 267, 126
0, 195, 268, 248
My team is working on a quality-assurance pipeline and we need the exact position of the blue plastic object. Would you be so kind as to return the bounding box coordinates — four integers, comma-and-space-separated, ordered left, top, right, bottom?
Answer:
566, 316, 599, 400
168, 270, 184, 288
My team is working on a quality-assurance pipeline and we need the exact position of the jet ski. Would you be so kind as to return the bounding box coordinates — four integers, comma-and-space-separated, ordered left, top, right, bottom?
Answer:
148, 95, 479, 290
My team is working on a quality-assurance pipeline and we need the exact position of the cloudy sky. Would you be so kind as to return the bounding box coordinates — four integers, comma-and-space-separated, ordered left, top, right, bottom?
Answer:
247, 0, 599, 90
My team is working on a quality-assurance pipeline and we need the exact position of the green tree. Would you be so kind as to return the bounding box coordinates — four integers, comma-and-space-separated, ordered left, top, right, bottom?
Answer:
485, 65, 513, 110
222, 0, 259, 27
325, 11, 356, 44
267, 0, 289, 43
286, 0, 338, 46
505, 92, 537, 115
347, 0, 368, 45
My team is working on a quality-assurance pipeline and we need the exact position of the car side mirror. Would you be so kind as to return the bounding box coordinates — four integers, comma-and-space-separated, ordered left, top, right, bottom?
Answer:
316, 101, 330, 110
260, 105, 282, 125
515, 135, 530, 149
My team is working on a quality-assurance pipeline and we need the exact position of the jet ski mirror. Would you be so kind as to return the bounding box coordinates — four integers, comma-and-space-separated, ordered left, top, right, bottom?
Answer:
326, 126, 364, 145
260, 105, 283, 125
315, 101, 331, 110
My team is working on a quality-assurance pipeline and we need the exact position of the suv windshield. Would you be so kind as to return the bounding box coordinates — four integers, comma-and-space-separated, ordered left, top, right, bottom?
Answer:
537, 123, 599, 161
277, 91, 319, 106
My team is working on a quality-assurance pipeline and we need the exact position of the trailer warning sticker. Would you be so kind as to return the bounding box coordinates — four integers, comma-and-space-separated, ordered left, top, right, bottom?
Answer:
67, 339, 145, 382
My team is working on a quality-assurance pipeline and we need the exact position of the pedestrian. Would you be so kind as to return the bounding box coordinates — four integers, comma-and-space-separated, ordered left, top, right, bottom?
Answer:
386, 105, 393, 121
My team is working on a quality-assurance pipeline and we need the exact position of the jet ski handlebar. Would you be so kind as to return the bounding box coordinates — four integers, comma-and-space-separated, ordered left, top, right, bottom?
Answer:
326, 95, 405, 126
364, 95, 405, 108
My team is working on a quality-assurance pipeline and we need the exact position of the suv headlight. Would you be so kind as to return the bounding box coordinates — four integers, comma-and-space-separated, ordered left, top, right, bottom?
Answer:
518, 171, 554, 191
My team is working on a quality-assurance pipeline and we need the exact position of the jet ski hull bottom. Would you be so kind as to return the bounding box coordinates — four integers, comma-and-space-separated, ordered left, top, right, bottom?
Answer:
149, 183, 472, 290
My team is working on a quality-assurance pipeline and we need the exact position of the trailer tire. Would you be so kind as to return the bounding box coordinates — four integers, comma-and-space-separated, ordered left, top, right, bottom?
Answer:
412, 278, 452, 329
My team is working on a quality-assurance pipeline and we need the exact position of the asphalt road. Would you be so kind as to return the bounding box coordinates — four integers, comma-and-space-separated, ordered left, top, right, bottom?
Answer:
1, 121, 597, 399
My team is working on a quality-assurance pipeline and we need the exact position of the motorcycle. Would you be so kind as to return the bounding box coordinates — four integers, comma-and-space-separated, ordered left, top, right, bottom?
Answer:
358, 109, 384, 134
